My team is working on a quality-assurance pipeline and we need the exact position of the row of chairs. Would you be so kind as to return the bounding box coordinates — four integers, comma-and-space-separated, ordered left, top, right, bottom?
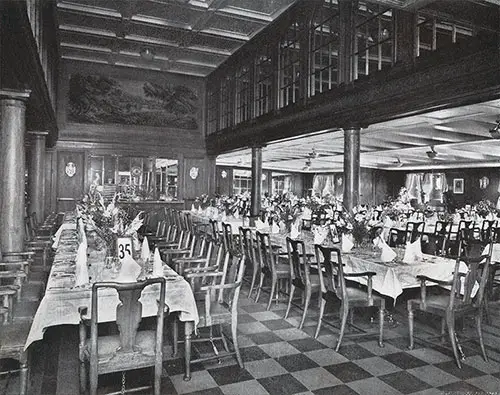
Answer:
0, 211, 62, 395
77, 208, 247, 394
238, 224, 492, 369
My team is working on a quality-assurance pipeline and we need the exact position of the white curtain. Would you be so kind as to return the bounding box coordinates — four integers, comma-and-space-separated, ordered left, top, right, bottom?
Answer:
406, 172, 447, 204
312, 174, 335, 197
405, 173, 423, 203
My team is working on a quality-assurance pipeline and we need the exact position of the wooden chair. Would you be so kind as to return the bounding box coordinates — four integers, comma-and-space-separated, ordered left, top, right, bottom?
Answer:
479, 219, 496, 242
239, 227, 259, 299
221, 222, 239, 255
284, 238, 321, 329
389, 221, 424, 247
314, 245, 385, 349
407, 237, 491, 368
183, 254, 246, 368
173, 237, 213, 276
78, 278, 167, 395
255, 231, 290, 310
423, 221, 450, 256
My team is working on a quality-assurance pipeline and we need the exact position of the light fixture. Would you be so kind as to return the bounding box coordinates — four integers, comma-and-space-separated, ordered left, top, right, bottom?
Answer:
489, 119, 500, 138
426, 145, 437, 159
303, 158, 312, 171
140, 48, 155, 61
308, 148, 319, 159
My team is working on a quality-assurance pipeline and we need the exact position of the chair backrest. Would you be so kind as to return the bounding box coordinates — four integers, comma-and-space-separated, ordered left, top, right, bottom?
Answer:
219, 254, 246, 312
448, 238, 492, 310
480, 220, 496, 242
286, 237, 310, 289
314, 244, 344, 299
239, 227, 256, 265
434, 221, 450, 237
221, 222, 234, 253
209, 219, 220, 243
405, 222, 424, 243
90, 278, 166, 360
255, 231, 274, 275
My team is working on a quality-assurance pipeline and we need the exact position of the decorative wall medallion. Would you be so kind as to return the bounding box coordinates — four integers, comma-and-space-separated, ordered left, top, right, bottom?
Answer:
65, 162, 76, 177
189, 167, 199, 180
261, 174, 267, 181
131, 166, 142, 177
479, 176, 489, 189
221, 170, 227, 179
337, 176, 343, 186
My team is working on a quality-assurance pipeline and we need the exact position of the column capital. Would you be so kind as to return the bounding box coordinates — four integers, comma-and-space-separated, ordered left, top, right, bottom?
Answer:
28, 131, 49, 138
0, 89, 31, 102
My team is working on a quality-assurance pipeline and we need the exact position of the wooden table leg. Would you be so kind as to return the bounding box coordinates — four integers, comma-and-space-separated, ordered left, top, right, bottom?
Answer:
183, 321, 193, 381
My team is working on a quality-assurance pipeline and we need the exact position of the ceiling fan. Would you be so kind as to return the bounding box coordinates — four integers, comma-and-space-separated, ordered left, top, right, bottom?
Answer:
426, 145, 438, 159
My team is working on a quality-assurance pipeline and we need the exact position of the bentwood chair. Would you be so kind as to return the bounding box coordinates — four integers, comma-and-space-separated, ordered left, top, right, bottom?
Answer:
183, 254, 245, 368
284, 238, 321, 329
239, 227, 259, 299
255, 231, 290, 310
407, 237, 492, 368
78, 278, 168, 395
314, 245, 385, 349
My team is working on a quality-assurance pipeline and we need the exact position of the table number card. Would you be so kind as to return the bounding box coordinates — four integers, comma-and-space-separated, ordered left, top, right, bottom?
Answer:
117, 237, 133, 261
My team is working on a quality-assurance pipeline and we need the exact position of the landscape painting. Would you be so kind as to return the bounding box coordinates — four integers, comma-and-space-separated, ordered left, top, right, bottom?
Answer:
67, 73, 199, 130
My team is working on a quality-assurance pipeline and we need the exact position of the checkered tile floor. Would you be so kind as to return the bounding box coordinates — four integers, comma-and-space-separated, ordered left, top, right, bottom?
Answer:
3, 282, 500, 395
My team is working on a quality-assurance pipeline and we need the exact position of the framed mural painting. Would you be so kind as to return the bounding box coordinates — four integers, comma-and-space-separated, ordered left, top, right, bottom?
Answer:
453, 178, 464, 194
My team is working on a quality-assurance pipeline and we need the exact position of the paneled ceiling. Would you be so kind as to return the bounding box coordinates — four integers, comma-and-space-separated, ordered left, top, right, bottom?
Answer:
56, 0, 298, 77
216, 98, 500, 173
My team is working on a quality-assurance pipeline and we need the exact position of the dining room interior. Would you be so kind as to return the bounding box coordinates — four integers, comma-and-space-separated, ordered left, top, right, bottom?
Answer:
2, 0, 500, 394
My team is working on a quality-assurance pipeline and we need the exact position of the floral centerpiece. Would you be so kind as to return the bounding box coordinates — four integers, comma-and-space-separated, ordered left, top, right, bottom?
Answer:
264, 193, 304, 233
475, 199, 495, 218
77, 191, 144, 257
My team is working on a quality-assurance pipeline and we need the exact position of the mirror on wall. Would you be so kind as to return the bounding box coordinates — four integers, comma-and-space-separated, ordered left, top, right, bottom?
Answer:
89, 155, 178, 201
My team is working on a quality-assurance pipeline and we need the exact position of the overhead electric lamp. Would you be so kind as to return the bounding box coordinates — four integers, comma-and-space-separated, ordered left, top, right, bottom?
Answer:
489, 120, 500, 138
140, 48, 155, 61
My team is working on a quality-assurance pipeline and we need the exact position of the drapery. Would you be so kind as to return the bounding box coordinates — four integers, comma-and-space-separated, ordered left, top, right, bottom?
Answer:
406, 172, 447, 204
312, 174, 335, 197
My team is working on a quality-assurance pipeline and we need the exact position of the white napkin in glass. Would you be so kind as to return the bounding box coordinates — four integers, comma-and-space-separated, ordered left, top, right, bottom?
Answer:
341, 234, 354, 253
191, 204, 196, 212
74, 237, 89, 286
403, 237, 423, 264
271, 222, 280, 234
141, 236, 151, 261
375, 236, 396, 262
152, 247, 163, 276
116, 255, 142, 283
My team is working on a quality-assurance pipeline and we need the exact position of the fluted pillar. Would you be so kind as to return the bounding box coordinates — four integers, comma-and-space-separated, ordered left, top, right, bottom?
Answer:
28, 131, 48, 225
250, 146, 263, 222
343, 127, 361, 213
0, 89, 31, 253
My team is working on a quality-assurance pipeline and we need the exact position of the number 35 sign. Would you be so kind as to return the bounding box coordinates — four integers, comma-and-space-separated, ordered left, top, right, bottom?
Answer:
117, 237, 133, 261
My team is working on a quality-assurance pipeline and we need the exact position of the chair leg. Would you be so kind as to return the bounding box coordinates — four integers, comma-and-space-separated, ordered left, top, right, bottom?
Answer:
315, 297, 326, 338
299, 287, 312, 330
446, 314, 461, 369
476, 310, 488, 362
378, 303, 385, 347
172, 317, 179, 357
408, 305, 414, 350
220, 324, 230, 352
284, 283, 295, 319
255, 272, 264, 303
267, 275, 277, 311
248, 267, 258, 299
79, 360, 87, 394
336, 303, 349, 352
231, 316, 244, 368
19, 360, 28, 395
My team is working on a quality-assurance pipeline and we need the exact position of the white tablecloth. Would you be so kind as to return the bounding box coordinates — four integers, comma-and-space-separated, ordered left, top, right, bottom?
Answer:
25, 214, 199, 350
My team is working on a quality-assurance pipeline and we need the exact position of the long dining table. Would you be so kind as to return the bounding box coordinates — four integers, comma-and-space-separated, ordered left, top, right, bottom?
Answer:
25, 212, 199, 380
189, 213, 466, 303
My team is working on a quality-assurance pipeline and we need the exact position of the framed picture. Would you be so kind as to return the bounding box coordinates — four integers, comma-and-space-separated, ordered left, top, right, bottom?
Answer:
453, 178, 464, 194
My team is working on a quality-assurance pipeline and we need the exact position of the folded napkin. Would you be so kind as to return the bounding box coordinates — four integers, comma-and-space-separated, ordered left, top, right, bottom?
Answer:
233, 211, 240, 219
197, 206, 203, 214
152, 247, 163, 277
74, 238, 89, 286
403, 237, 423, 264
374, 236, 396, 262
271, 222, 280, 234
290, 223, 300, 239
115, 255, 142, 283
191, 204, 196, 212
341, 234, 354, 253
302, 207, 312, 220
141, 236, 151, 261
255, 219, 267, 230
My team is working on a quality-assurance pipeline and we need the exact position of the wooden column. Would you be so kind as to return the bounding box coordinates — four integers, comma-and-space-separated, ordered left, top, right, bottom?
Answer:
0, 89, 31, 253
339, 0, 357, 84
250, 146, 263, 221
28, 131, 48, 224
343, 127, 360, 213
